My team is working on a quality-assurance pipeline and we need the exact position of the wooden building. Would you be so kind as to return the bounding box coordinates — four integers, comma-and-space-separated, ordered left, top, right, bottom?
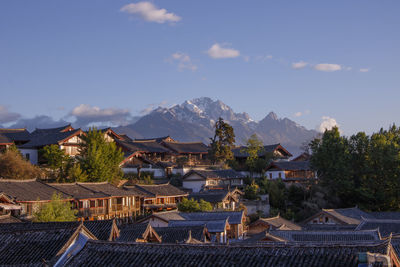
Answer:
265, 161, 317, 183
189, 189, 242, 210
248, 215, 302, 235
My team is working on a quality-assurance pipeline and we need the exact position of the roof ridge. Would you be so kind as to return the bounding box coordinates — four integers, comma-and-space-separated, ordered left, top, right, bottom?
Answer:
0, 179, 38, 182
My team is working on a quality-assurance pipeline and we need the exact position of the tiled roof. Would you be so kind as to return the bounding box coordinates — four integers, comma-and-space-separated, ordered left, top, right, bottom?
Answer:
154, 226, 207, 243
304, 207, 375, 225
0, 179, 71, 201
142, 210, 185, 223
302, 224, 358, 231
0, 214, 22, 223
266, 161, 311, 171
189, 191, 230, 204
180, 211, 244, 225
267, 229, 381, 242
135, 136, 172, 143
162, 141, 209, 154
133, 183, 188, 197
370, 212, 400, 220
253, 215, 302, 230
168, 219, 227, 233
0, 223, 86, 266
232, 144, 292, 158
65, 239, 392, 267
79, 182, 137, 197
30, 124, 73, 135
0, 128, 30, 142
48, 183, 109, 200
356, 219, 400, 238
0, 220, 114, 241
0, 133, 12, 145
183, 169, 245, 180
117, 223, 148, 242
19, 129, 82, 148
116, 139, 172, 153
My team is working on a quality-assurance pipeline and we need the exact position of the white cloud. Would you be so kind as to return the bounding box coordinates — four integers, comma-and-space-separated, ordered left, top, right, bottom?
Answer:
314, 63, 342, 72
70, 104, 133, 127
140, 100, 168, 115
120, 2, 181, 24
292, 61, 308, 70
294, 112, 302, 117
318, 116, 340, 132
0, 106, 21, 124
206, 43, 240, 59
170, 52, 197, 71
359, 68, 369, 72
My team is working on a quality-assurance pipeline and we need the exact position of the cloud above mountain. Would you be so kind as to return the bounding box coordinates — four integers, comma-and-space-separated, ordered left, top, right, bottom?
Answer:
120, 2, 181, 24
0, 106, 21, 124
318, 116, 340, 132
9, 115, 69, 131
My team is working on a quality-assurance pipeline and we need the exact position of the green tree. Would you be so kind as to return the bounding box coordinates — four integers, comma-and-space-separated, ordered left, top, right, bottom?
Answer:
34, 192, 77, 222
178, 198, 200, 212
243, 134, 266, 177
0, 149, 43, 180
67, 163, 88, 182
41, 144, 70, 181
244, 180, 259, 200
79, 128, 124, 183
199, 199, 213, 211
208, 118, 236, 165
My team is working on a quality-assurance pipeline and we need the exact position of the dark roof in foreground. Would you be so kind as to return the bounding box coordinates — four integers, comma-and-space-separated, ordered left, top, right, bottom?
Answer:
267, 229, 381, 242
0, 223, 85, 266
0, 179, 71, 201
48, 183, 109, 200
180, 211, 244, 225
65, 239, 392, 267
117, 223, 149, 242
78, 182, 136, 197
0, 128, 31, 142
168, 219, 227, 233
356, 219, 400, 238
154, 225, 207, 243
0, 133, 12, 145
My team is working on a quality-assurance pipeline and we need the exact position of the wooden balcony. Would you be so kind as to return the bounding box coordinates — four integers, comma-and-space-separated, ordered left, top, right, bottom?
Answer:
78, 207, 107, 217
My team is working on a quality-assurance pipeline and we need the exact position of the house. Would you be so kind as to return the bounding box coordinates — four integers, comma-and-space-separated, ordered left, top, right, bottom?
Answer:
18, 124, 84, 164
0, 222, 97, 266
154, 225, 210, 243
127, 183, 188, 213
138, 210, 185, 227
117, 223, 161, 243
120, 155, 172, 178
302, 207, 375, 226
0, 179, 72, 219
248, 215, 302, 235
291, 152, 311, 162
232, 143, 293, 169
169, 219, 229, 243
59, 239, 400, 267
0, 128, 31, 146
116, 139, 173, 163
188, 189, 241, 210
265, 161, 317, 182
0, 134, 13, 151
182, 169, 245, 193
162, 141, 209, 165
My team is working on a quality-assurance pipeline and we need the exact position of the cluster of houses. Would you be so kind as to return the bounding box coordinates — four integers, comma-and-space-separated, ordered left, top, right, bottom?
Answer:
1, 206, 400, 266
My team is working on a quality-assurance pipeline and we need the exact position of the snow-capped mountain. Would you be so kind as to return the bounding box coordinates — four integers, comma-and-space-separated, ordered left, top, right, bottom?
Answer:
114, 97, 318, 155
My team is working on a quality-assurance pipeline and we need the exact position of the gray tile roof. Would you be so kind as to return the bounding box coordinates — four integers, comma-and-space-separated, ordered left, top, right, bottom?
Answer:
254, 215, 302, 230
65, 239, 392, 267
0, 179, 71, 201
370, 212, 400, 220
268, 229, 381, 242
116, 139, 172, 153
133, 184, 188, 197
305, 207, 375, 225
154, 225, 207, 243
267, 161, 311, 171
0, 128, 30, 142
48, 183, 109, 200
189, 191, 230, 204
79, 182, 137, 197
19, 128, 82, 148
0, 134, 12, 145
162, 141, 209, 154
135, 136, 172, 143
168, 219, 227, 233
117, 223, 148, 242
183, 169, 245, 180
180, 211, 244, 225
302, 224, 358, 231
30, 124, 72, 135
356, 219, 400, 238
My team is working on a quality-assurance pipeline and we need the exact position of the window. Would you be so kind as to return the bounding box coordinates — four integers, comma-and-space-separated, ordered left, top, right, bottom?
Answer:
325, 217, 329, 223
90, 200, 96, 208
25, 153, 30, 160
278, 172, 282, 178
98, 200, 104, 207
269, 173, 272, 179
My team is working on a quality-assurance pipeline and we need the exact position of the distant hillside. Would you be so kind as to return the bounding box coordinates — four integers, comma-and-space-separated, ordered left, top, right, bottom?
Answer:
114, 97, 318, 156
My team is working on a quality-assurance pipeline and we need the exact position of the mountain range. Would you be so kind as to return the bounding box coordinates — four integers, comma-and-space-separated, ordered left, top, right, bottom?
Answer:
114, 97, 318, 156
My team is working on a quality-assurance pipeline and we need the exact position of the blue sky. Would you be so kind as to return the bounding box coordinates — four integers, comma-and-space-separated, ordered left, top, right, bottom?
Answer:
0, 0, 399, 135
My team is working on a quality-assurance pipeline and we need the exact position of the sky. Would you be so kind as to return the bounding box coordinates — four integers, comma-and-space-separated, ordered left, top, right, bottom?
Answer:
0, 1, 399, 135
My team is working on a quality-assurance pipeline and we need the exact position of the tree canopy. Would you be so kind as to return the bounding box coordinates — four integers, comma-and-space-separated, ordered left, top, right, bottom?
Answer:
0, 149, 43, 180
34, 192, 77, 222
78, 128, 124, 183
178, 198, 213, 212
208, 118, 235, 165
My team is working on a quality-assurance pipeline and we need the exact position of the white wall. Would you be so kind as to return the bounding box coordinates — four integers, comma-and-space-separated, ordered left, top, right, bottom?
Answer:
19, 149, 38, 165
265, 170, 285, 179
182, 173, 206, 192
